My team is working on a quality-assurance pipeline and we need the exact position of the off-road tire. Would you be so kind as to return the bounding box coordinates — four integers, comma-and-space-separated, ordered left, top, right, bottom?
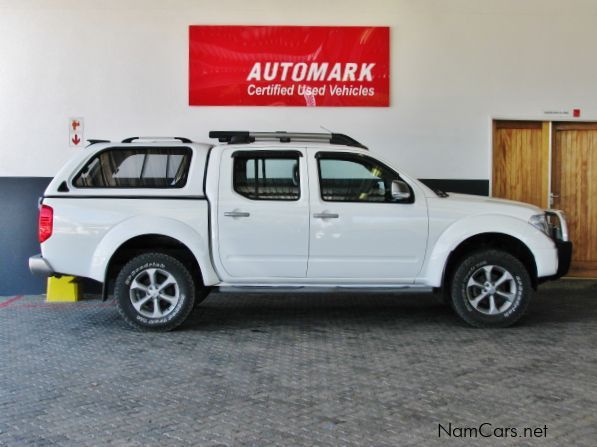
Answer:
450, 249, 532, 328
115, 253, 196, 331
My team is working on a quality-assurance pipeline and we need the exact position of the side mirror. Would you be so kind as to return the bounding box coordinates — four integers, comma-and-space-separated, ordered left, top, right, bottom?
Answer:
391, 180, 411, 200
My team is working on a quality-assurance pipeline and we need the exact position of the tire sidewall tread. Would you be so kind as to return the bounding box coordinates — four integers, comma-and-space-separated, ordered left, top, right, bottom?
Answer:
114, 253, 197, 331
450, 249, 532, 328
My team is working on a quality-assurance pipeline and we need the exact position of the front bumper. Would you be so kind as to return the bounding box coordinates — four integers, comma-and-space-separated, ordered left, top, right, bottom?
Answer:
553, 240, 573, 279
29, 254, 56, 277
543, 209, 572, 279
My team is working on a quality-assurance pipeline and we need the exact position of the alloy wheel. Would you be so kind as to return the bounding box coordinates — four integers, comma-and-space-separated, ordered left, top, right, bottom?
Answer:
129, 268, 180, 319
465, 265, 517, 315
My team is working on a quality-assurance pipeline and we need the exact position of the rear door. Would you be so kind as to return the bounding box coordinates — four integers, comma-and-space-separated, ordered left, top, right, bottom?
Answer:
306, 149, 428, 281
216, 147, 309, 279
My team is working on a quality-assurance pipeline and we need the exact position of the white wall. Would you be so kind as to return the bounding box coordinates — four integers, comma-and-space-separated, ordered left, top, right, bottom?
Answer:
2, 0, 597, 178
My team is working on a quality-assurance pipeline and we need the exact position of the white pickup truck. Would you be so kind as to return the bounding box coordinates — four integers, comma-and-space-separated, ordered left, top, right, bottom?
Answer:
30, 131, 571, 330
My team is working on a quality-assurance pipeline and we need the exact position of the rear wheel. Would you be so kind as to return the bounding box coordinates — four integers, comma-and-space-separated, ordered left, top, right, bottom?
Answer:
115, 253, 197, 331
449, 249, 532, 328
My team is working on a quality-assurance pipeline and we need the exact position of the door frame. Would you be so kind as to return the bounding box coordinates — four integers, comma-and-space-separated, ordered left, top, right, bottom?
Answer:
490, 117, 597, 206
490, 117, 597, 278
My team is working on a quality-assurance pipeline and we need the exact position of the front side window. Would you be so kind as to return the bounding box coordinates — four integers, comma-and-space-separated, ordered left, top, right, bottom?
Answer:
233, 152, 300, 201
318, 153, 409, 203
73, 147, 191, 188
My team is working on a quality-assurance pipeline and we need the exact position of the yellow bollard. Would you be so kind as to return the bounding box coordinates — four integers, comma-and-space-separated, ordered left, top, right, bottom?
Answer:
46, 276, 80, 302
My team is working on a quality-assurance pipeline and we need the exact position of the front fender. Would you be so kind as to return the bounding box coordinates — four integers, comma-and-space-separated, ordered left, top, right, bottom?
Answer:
88, 216, 219, 285
420, 214, 558, 287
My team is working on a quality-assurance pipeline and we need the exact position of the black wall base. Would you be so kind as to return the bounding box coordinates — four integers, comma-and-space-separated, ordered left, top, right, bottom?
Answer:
0, 177, 52, 295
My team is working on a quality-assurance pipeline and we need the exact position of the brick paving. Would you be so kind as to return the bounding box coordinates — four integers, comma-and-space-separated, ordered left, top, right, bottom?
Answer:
1, 280, 596, 446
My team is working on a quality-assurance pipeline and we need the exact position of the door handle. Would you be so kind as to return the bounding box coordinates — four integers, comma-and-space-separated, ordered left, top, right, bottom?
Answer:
549, 192, 560, 207
313, 212, 339, 219
224, 211, 250, 218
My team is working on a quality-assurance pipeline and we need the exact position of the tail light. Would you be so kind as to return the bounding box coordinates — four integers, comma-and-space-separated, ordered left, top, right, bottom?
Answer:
38, 204, 53, 243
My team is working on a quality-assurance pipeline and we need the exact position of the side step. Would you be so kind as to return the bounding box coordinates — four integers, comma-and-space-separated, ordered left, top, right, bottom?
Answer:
214, 286, 434, 295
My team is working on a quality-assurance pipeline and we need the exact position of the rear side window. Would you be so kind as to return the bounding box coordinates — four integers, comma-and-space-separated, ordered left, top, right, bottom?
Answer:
233, 152, 300, 201
73, 147, 192, 188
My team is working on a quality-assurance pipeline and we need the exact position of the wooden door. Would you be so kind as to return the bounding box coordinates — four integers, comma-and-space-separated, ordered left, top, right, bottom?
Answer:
492, 120, 550, 208
552, 123, 597, 277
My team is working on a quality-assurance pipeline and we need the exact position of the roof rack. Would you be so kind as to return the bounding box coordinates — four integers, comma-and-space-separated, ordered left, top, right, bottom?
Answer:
208, 131, 368, 150
121, 136, 192, 143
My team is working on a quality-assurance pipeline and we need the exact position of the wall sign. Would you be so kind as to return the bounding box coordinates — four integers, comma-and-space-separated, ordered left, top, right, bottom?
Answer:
189, 26, 390, 107
69, 117, 84, 147
543, 108, 582, 118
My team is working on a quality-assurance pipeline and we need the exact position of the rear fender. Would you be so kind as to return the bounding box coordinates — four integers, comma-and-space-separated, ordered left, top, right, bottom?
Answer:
89, 216, 219, 285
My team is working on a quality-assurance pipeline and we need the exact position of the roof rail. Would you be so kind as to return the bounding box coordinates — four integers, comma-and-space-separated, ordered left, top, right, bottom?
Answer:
121, 136, 192, 143
208, 131, 368, 150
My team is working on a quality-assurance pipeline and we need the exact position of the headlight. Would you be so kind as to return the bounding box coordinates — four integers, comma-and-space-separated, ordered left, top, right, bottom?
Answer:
529, 213, 549, 236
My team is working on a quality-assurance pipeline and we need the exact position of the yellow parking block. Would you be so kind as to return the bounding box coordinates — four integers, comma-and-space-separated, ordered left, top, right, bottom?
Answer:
46, 276, 80, 302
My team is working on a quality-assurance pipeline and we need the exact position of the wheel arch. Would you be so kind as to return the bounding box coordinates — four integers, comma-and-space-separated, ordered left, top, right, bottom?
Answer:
420, 213, 557, 288
441, 232, 538, 291
87, 215, 219, 299
103, 234, 205, 300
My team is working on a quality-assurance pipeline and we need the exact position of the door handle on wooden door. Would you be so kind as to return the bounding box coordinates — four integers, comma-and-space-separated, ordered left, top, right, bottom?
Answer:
549, 192, 560, 207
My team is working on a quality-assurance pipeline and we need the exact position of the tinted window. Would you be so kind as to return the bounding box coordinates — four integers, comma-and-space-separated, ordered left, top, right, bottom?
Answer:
73, 147, 191, 188
233, 154, 300, 200
318, 154, 406, 203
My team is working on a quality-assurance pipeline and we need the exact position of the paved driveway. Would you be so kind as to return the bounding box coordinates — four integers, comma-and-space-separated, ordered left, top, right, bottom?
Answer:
1, 280, 596, 446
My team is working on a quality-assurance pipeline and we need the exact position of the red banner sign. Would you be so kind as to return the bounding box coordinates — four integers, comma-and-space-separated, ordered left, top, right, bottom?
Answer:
189, 26, 390, 107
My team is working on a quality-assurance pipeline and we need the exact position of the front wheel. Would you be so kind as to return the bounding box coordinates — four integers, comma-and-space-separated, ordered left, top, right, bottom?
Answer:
449, 250, 532, 328
114, 253, 196, 331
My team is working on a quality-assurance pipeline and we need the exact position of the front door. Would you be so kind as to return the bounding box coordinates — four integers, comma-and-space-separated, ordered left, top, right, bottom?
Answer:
217, 148, 309, 279
306, 150, 428, 281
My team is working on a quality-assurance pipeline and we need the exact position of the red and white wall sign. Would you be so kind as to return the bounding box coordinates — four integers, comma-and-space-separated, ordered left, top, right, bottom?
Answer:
69, 117, 84, 147
189, 26, 390, 107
